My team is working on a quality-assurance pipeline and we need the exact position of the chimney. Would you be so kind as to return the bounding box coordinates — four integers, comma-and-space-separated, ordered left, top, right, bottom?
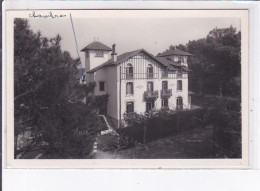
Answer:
111, 44, 117, 62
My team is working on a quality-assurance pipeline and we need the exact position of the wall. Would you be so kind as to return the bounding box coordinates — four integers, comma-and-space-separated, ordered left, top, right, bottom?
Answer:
84, 50, 111, 72
93, 68, 108, 96
92, 65, 119, 122
119, 52, 190, 121
106, 66, 119, 120
90, 51, 190, 128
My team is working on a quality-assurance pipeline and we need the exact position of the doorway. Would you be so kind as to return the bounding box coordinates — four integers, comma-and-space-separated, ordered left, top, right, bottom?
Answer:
146, 100, 155, 113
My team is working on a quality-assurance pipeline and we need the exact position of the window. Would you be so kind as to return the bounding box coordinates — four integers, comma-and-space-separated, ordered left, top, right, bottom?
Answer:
174, 56, 179, 62
126, 82, 134, 95
126, 102, 134, 113
177, 80, 182, 91
162, 69, 168, 78
162, 81, 168, 92
176, 97, 183, 110
147, 82, 154, 92
126, 63, 134, 79
162, 99, 168, 108
177, 70, 182, 78
147, 64, 153, 78
95, 50, 104, 57
99, 81, 105, 91
146, 100, 155, 113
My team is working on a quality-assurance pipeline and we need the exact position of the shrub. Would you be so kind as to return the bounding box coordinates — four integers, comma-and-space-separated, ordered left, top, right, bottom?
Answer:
120, 108, 206, 144
204, 99, 241, 158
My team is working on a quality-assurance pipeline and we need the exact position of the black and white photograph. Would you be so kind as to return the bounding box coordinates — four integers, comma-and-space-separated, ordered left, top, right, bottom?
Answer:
5, 9, 248, 168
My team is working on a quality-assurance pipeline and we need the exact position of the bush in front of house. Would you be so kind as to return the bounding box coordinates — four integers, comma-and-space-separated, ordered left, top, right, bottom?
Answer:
119, 108, 206, 144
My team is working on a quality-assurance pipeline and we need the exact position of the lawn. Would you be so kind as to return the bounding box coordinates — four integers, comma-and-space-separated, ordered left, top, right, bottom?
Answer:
102, 126, 215, 159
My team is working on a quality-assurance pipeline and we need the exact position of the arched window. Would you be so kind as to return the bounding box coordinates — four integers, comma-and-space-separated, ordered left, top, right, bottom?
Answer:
147, 64, 153, 78
176, 97, 183, 110
177, 80, 182, 91
126, 63, 134, 79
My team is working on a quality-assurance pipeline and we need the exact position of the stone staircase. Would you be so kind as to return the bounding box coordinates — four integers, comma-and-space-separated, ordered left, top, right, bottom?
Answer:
98, 115, 118, 136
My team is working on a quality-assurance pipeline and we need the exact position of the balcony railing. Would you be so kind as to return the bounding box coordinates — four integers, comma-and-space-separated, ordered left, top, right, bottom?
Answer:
121, 73, 159, 80
120, 72, 187, 80
125, 73, 134, 80
147, 73, 153, 79
161, 89, 172, 98
161, 72, 168, 79
144, 90, 159, 100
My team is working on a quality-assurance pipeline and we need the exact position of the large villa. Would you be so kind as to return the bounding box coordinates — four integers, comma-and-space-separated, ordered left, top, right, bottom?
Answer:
81, 41, 192, 128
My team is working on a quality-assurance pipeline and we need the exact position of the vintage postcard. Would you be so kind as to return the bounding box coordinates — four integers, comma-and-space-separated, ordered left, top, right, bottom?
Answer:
4, 9, 249, 168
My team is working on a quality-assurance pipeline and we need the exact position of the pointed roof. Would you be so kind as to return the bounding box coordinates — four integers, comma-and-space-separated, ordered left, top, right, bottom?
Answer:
155, 56, 190, 72
87, 49, 189, 73
88, 49, 173, 73
81, 41, 112, 51
157, 48, 192, 57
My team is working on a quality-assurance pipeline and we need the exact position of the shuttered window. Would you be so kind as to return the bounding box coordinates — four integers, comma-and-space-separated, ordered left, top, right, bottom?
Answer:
126, 64, 134, 79
126, 102, 134, 113
95, 50, 104, 57
99, 82, 105, 91
126, 82, 134, 95
177, 97, 183, 110
162, 99, 168, 108
177, 80, 182, 91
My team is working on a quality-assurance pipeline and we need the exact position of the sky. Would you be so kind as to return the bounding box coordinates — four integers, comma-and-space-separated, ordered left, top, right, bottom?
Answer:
28, 17, 240, 63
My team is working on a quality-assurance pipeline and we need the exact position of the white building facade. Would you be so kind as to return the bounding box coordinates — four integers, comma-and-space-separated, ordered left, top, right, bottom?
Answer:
81, 41, 192, 128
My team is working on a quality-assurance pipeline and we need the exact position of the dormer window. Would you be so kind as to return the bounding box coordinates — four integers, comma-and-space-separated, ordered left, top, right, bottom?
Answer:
95, 50, 104, 57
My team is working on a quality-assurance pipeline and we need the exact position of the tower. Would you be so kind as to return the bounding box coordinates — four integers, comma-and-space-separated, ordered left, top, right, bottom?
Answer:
81, 41, 112, 73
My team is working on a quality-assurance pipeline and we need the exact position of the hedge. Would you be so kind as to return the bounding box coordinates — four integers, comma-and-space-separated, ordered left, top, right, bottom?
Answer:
118, 108, 206, 143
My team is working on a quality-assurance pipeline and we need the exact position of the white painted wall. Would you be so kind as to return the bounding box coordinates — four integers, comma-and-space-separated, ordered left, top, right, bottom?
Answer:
106, 66, 119, 120
119, 53, 189, 121
85, 50, 111, 72
87, 51, 190, 128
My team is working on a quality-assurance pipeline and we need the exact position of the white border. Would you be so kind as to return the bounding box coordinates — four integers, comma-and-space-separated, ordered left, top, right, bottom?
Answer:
2, 1, 260, 190
4, 9, 249, 169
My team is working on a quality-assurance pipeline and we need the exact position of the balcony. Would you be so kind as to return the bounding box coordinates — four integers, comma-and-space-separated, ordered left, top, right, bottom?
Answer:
161, 89, 172, 98
126, 73, 134, 80
121, 73, 159, 80
144, 90, 159, 100
147, 73, 154, 79
161, 72, 168, 79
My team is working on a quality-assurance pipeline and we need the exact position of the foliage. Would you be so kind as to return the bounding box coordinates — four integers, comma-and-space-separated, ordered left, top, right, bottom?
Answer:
203, 98, 241, 158
94, 94, 109, 114
173, 26, 241, 97
121, 109, 206, 144
97, 133, 136, 153
14, 19, 105, 158
122, 98, 241, 158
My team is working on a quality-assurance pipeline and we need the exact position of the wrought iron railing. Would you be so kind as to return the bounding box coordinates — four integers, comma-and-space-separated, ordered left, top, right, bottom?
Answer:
121, 73, 159, 80
161, 72, 168, 79
144, 90, 159, 100
161, 89, 172, 98
120, 72, 187, 80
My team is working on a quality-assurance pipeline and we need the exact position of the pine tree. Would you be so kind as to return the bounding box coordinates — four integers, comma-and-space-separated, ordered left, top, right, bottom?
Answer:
14, 19, 105, 158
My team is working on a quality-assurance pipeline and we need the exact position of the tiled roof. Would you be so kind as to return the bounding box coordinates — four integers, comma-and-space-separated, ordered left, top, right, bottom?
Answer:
155, 57, 181, 68
81, 41, 112, 51
87, 49, 141, 73
156, 57, 190, 72
157, 48, 192, 57
87, 49, 189, 73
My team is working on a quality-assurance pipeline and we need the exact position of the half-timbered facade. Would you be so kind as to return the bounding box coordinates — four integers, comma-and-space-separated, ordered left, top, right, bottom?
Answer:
81, 41, 192, 128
